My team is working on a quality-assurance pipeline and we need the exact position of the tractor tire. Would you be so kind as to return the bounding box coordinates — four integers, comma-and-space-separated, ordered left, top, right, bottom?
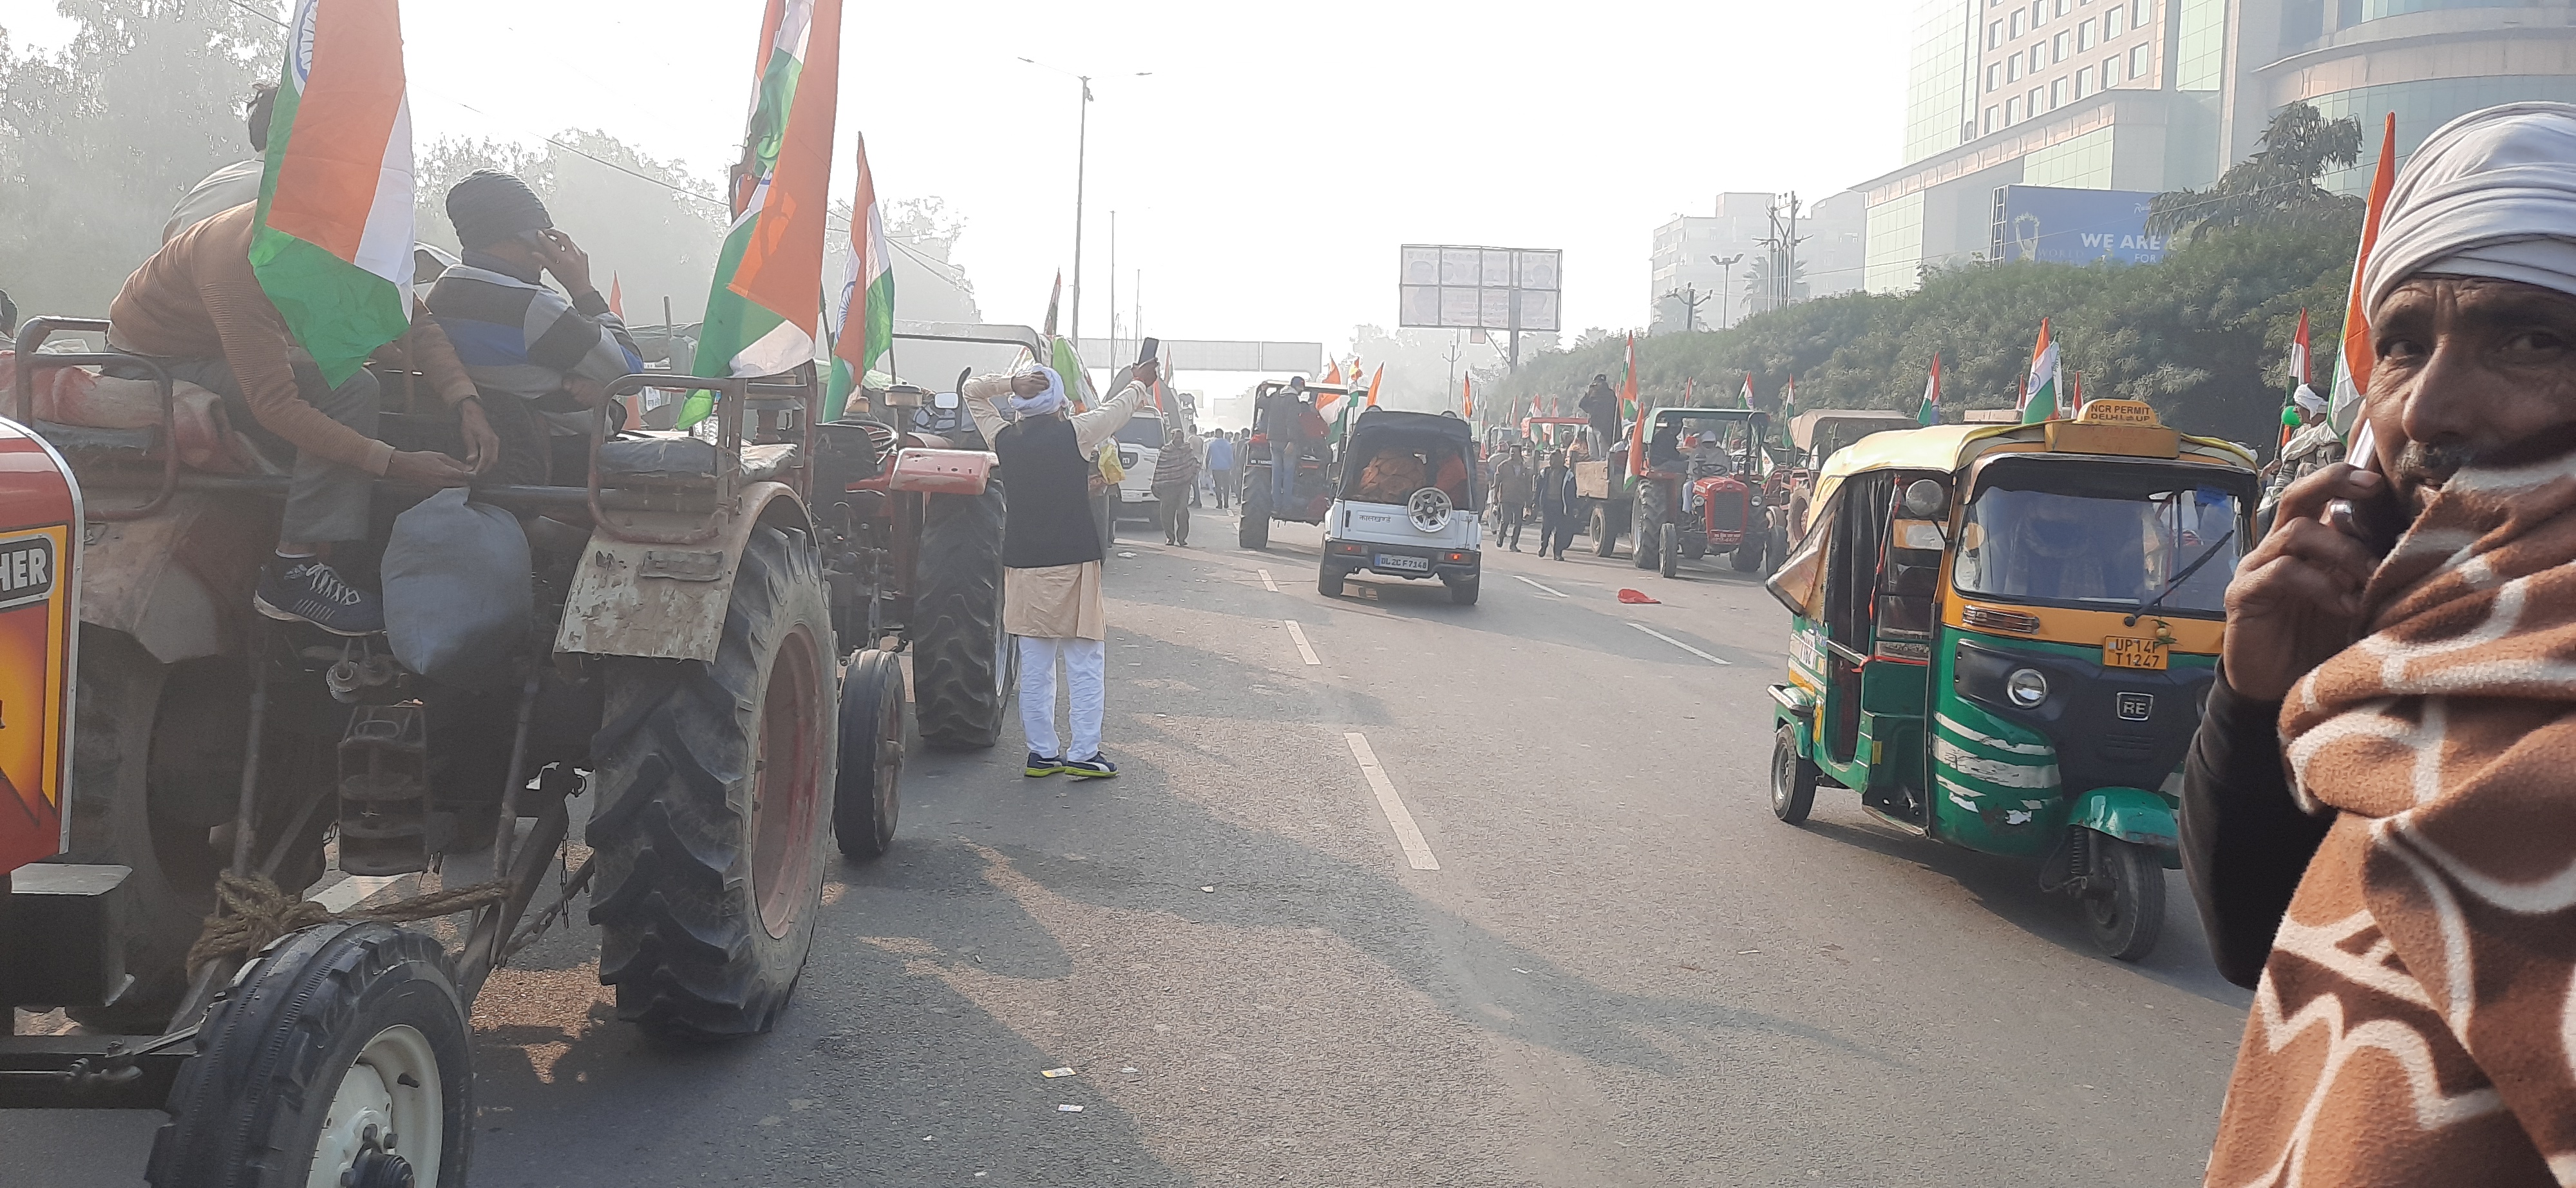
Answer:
587, 524, 836, 1041
62, 629, 328, 1033
913, 484, 1011, 751
1659, 523, 1681, 579
832, 649, 905, 860
1632, 490, 1662, 571
1732, 534, 1766, 572
1240, 484, 1271, 550
1591, 508, 1616, 557
147, 921, 472, 1187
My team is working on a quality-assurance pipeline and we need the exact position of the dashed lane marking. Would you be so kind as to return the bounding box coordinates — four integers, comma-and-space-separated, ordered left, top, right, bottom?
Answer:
1283, 619, 1321, 665
1258, 568, 1279, 591
1628, 621, 1731, 665
1345, 732, 1441, 870
1513, 574, 1567, 597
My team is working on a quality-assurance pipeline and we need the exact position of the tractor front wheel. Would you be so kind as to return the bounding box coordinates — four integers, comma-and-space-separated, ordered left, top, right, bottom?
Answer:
587, 524, 837, 1040
833, 648, 905, 860
146, 922, 471, 1187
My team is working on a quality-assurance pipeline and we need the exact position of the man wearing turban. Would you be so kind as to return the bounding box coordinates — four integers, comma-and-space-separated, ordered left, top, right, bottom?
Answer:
959, 356, 1153, 778
2186, 102, 2576, 1183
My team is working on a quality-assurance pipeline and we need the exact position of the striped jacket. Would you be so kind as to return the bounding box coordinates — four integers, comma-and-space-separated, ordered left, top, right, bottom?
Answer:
426, 257, 643, 407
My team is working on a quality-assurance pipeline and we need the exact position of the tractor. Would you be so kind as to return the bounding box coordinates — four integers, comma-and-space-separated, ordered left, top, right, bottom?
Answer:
1623, 407, 1776, 578
0, 309, 1016, 1186
1236, 379, 1356, 550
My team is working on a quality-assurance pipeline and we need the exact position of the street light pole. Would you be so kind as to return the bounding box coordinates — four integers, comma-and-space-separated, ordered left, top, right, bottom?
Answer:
1019, 59, 1149, 353
1709, 253, 1745, 329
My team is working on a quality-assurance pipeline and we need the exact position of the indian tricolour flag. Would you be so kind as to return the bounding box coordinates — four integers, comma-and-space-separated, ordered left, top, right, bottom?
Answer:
250, 0, 415, 387
1918, 352, 1941, 426
2017, 318, 2063, 423
2331, 112, 2400, 457
685, 0, 843, 428
826, 131, 892, 421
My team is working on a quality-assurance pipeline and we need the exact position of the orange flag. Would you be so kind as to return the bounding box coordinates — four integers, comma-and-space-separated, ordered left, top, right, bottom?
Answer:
1365, 364, 1384, 407
727, 0, 841, 347
1323, 359, 1342, 385
2331, 111, 2400, 452
608, 273, 625, 318
1462, 373, 1473, 419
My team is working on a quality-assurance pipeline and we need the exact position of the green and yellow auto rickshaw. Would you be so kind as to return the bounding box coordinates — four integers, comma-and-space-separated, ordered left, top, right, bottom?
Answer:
1763, 399, 2256, 960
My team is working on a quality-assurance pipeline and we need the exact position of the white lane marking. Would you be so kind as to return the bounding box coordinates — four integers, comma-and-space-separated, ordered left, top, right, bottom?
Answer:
1345, 732, 1441, 870
1283, 619, 1321, 665
1513, 575, 1567, 597
1258, 568, 1279, 591
1627, 621, 1731, 665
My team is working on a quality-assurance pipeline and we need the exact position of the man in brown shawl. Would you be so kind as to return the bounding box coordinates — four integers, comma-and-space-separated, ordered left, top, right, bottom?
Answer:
2185, 101, 2576, 1185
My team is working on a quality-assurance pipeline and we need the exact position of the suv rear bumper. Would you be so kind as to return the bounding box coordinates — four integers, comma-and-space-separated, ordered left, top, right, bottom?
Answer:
1321, 538, 1479, 581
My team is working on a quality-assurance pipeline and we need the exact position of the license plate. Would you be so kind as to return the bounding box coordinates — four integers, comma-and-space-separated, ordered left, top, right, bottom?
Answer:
1376, 553, 1430, 573
2103, 637, 2168, 670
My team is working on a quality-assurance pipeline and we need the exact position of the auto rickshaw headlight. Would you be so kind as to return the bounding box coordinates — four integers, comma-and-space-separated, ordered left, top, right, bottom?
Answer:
2005, 667, 2050, 708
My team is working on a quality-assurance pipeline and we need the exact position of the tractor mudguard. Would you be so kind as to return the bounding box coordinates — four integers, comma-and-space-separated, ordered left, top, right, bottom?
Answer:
2072, 786, 2179, 854
77, 490, 267, 663
554, 481, 817, 663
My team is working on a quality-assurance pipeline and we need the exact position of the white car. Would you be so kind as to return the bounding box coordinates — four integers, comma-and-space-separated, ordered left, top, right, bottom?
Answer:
1317, 409, 1483, 606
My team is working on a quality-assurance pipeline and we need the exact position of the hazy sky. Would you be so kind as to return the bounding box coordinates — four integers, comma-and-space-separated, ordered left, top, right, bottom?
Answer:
6, 0, 1913, 356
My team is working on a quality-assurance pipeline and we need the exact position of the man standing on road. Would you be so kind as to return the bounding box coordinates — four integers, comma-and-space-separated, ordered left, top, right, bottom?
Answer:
1492, 445, 1532, 551
960, 359, 1151, 780
1536, 448, 1580, 560
1153, 423, 1200, 546
2184, 102, 2576, 1184
1206, 429, 1234, 510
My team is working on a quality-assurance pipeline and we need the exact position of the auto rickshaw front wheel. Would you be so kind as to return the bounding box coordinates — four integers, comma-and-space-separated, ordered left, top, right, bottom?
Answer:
1769, 723, 1819, 825
2078, 832, 2166, 961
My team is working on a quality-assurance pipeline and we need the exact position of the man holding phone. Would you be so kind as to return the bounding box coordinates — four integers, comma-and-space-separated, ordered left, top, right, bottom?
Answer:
2186, 102, 2576, 1183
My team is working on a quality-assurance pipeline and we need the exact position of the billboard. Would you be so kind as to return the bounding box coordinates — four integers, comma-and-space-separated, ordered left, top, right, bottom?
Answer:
1399, 245, 1562, 332
1991, 186, 2166, 266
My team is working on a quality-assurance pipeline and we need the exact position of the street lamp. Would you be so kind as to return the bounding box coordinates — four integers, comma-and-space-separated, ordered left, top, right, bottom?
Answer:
1019, 57, 1150, 349
1709, 254, 1744, 329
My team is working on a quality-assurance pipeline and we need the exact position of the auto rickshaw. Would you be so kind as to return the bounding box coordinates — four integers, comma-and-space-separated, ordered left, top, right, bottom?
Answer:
1762, 399, 2256, 961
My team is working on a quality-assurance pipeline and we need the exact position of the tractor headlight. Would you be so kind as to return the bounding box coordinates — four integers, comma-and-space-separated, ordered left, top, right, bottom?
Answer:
2005, 668, 2050, 709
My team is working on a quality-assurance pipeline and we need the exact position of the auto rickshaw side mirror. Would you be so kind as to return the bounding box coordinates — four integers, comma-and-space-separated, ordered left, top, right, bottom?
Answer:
1902, 478, 1948, 519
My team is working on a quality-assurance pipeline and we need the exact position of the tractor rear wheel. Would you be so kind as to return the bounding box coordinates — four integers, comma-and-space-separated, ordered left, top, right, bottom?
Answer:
1631, 489, 1662, 571
1659, 523, 1681, 579
913, 483, 1011, 751
1240, 481, 1271, 549
64, 629, 330, 1032
832, 649, 905, 860
146, 921, 471, 1187
587, 524, 836, 1040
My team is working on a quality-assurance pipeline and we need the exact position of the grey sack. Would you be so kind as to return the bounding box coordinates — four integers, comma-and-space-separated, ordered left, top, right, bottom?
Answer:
383, 488, 532, 690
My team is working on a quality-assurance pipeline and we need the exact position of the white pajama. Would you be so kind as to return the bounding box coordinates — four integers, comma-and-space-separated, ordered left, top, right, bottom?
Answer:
1018, 635, 1106, 760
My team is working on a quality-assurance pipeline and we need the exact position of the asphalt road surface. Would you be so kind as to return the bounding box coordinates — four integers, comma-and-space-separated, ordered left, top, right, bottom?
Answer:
4, 506, 2255, 1187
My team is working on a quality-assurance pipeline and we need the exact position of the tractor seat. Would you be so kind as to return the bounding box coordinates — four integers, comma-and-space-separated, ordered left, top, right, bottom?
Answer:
594, 433, 800, 487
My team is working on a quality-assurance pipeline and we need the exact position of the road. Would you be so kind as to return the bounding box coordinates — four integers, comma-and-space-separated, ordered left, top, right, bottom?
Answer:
5, 504, 2254, 1187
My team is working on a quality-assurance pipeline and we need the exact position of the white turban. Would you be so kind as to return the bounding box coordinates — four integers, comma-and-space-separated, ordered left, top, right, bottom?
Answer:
1009, 361, 1066, 418
2362, 101, 2576, 316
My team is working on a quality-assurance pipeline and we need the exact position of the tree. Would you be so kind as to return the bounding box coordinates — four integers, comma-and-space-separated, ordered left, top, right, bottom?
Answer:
2148, 102, 2362, 241
0, 0, 281, 317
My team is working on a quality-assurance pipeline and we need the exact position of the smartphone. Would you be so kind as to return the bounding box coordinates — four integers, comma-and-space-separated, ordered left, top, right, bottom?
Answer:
2327, 420, 2403, 559
1136, 337, 1160, 367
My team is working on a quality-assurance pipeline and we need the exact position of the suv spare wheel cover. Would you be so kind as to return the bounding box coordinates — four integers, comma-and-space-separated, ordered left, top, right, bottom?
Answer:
1407, 487, 1453, 532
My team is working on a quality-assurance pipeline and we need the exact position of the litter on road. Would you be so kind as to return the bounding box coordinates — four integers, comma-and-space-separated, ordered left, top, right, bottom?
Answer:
1059, 1104, 1086, 1113
1618, 588, 1662, 604
1042, 1068, 1077, 1078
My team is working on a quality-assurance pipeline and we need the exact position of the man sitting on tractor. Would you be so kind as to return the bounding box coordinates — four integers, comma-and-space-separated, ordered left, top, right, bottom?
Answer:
106, 202, 498, 635
426, 170, 645, 484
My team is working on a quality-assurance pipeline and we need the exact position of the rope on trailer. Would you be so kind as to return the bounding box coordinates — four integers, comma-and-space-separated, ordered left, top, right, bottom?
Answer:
184, 871, 516, 977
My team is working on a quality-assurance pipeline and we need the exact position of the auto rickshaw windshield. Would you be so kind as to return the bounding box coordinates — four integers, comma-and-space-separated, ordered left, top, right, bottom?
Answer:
1952, 462, 2244, 616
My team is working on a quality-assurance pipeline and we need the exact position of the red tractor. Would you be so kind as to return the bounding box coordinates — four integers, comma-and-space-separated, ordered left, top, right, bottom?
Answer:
1624, 407, 1776, 578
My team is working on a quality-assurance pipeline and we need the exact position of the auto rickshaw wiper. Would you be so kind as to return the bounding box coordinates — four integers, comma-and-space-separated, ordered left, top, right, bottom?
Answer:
2125, 528, 2236, 625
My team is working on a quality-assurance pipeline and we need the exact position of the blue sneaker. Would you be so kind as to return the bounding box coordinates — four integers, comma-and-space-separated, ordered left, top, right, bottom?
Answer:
1062, 754, 1117, 779
1024, 752, 1065, 778
254, 557, 384, 636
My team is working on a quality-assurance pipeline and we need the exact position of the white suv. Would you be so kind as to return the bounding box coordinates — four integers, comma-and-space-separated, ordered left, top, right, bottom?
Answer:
1108, 411, 1162, 523
1317, 410, 1482, 606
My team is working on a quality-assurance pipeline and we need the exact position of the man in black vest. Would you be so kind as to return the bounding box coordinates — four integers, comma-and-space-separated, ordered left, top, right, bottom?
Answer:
961, 358, 1153, 778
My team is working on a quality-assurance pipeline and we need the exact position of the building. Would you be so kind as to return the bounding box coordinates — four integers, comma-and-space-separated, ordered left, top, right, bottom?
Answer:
2225, 0, 2576, 193
1859, 0, 2576, 291
1649, 191, 1866, 333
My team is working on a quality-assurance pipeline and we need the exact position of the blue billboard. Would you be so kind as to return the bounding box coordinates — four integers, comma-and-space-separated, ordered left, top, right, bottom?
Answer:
1992, 186, 2167, 266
